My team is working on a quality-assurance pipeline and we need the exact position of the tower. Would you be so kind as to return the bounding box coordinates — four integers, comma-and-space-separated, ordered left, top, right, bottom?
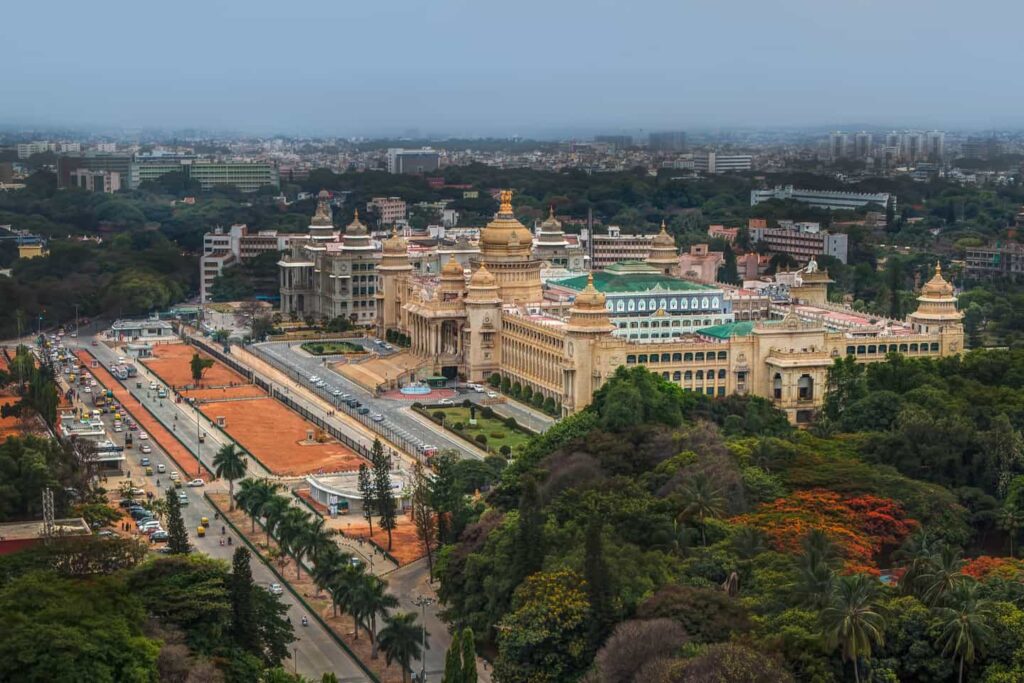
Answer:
465, 264, 503, 382
907, 262, 963, 354
377, 227, 414, 334
646, 220, 679, 275
563, 274, 615, 415
308, 190, 336, 241
478, 190, 543, 304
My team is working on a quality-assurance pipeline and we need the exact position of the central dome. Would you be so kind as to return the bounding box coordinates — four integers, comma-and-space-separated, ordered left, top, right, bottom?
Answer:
480, 190, 534, 253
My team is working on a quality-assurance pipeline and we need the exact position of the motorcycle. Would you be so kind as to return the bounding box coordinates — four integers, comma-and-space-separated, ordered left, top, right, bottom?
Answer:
301, 616, 308, 627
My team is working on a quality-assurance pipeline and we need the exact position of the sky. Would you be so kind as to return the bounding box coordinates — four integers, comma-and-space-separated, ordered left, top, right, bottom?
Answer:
3, 0, 1023, 136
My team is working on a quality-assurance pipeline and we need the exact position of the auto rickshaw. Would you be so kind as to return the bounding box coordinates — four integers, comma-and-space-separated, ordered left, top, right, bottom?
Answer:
197, 525, 206, 537
200, 516, 209, 527
145, 466, 153, 476
174, 479, 182, 488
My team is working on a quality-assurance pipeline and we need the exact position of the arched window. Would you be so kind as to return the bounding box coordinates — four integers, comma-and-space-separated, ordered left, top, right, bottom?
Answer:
637, 299, 646, 311
660, 298, 668, 311
696, 370, 704, 380
798, 374, 814, 401
638, 354, 648, 363
847, 345, 856, 355
606, 301, 614, 310
899, 343, 908, 352
930, 342, 939, 351
877, 344, 886, 353
718, 369, 727, 379
773, 373, 783, 399
910, 343, 919, 352
616, 300, 625, 312
662, 372, 669, 380
695, 352, 705, 361
857, 345, 866, 354
684, 352, 693, 361
717, 351, 727, 360
673, 371, 681, 381
868, 345, 877, 354
684, 370, 693, 380
691, 297, 698, 309
670, 298, 678, 310
626, 355, 636, 364
661, 353, 671, 362
712, 297, 720, 308
672, 353, 682, 362
702, 297, 709, 309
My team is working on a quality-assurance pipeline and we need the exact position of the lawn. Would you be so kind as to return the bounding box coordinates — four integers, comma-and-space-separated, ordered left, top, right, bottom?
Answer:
301, 341, 366, 355
424, 405, 535, 455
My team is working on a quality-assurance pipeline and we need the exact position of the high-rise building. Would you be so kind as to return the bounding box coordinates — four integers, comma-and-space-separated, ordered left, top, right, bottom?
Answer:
961, 136, 1002, 161
580, 226, 656, 269
131, 156, 278, 192
16, 141, 50, 159
853, 132, 873, 158
201, 223, 302, 302
386, 148, 440, 174
693, 151, 753, 174
593, 135, 634, 148
57, 153, 134, 189
648, 131, 687, 152
748, 220, 849, 264
901, 132, 926, 162
69, 169, 121, 193
829, 132, 850, 160
925, 131, 945, 161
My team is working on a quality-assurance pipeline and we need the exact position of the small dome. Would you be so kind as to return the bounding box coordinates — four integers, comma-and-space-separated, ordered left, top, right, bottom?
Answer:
469, 263, 497, 288
540, 206, 562, 230
441, 254, 464, 278
383, 227, 407, 254
651, 220, 675, 247
921, 261, 954, 298
573, 273, 606, 309
345, 208, 367, 236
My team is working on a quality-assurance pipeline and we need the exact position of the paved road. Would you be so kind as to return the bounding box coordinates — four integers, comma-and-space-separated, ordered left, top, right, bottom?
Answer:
61, 335, 370, 682
255, 341, 482, 460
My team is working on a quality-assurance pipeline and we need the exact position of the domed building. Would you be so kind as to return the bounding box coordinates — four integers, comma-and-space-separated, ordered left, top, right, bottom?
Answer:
646, 221, 680, 275
533, 206, 586, 271
476, 190, 544, 304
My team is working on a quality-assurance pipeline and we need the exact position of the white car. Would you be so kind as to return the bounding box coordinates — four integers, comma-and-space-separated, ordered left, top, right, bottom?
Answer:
186, 478, 204, 487
438, 398, 454, 406
83, 386, 92, 394
138, 432, 148, 440
140, 444, 152, 454
113, 424, 123, 433
487, 392, 498, 398
269, 583, 283, 595
169, 471, 179, 480
149, 382, 158, 391
156, 464, 166, 474
372, 413, 385, 422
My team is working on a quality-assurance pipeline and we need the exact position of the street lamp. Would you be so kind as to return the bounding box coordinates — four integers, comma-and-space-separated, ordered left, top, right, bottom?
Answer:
412, 596, 433, 683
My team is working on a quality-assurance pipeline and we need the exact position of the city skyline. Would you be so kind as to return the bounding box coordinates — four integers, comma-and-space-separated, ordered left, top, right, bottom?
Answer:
4, 0, 1023, 135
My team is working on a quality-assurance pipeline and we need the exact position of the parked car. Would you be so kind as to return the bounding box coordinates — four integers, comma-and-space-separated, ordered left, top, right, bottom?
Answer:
150, 531, 169, 542
118, 498, 134, 508
487, 392, 498, 399
269, 583, 283, 596
332, 389, 342, 396
372, 413, 385, 422
148, 382, 158, 391
156, 464, 166, 474
438, 398, 454, 406
169, 471, 179, 480
177, 493, 188, 505
357, 407, 370, 415
96, 529, 117, 538
186, 479, 204, 487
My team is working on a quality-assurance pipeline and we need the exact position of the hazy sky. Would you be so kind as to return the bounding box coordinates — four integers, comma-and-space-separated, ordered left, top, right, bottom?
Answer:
4, 0, 1022, 135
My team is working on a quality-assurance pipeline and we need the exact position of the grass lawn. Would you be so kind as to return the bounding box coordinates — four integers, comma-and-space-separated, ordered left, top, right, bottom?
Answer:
428, 405, 534, 454
301, 341, 366, 355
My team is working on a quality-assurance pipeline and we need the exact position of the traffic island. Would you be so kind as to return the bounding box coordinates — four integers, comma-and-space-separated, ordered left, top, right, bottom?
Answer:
206, 491, 411, 683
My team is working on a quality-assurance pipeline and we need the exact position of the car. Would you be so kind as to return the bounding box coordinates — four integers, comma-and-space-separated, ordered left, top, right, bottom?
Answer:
118, 498, 134, 508
148, 382, 158, 391
169, 471, 179, 480
140, 445, 152, 454
316, 380, 326, 388
438, 398, 454, 406
129, 509, 150, 520
113, 424, 123, 433
129, 423, 138, 431
157, 389, 167, 398
187, 478, 204, 487
372, 413, 385, 422
174, 479, 183, 489
156, 464, 166, 474
308, 376, 319, 383
357, 407, 370, 415
82, 386, 92, 393
140, 457, 151, 466
90, 379, 97, 387
138, 520, 161, 531
90, 340, 98, 347
340, 393, 350, 399
138, 432, 148, 440
487, 392, 498, 399
177, 493, 188, 504
129, 487, 146, 497
268, 583, 283, 596
332, 389, 342, 397
150, 531, 169, 542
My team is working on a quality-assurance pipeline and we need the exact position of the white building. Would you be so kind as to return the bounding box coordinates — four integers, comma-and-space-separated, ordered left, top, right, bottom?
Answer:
366, 197, 407, 225
751, 185, 894, 213
693, 151, 753, 174
16, 141, 50, 159
200, 223, 303, 302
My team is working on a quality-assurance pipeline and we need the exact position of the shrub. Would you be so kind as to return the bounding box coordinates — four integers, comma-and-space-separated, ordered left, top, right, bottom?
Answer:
532, 393, 544, 408
501, 377, 511, 392
452, 422, 464, 431
511, 382, 522, 398
489, 432, 506, 439
543, 396, 556, 413
481, 407, 495, 419
489, 373, 501, 387
412, 402, 423, 410
432, 411, 446, 423
475, 434, 488, 446
462, 399, 472, 408
499, 445, 512, 457
504, 417, 518, 430
522, 386, 533, 401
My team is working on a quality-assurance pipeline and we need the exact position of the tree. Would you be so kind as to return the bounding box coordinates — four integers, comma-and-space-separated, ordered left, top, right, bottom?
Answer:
358, 463, 376, 537
819, 573, 886, 683
411, 461, 438, 578
190, 352, 215, 382
442, 628, 463, 683
593, 618, 688, 683
431, 452, 469, 545
214, 444, 248, 510
922, 544, 966, 606
236, 478, 282, 534
936, 579, 995, 683
583, 517, 613, 645
372, 439, 397, 550
230, 547, 260, 654
679, 643, 794, 683
676, 473, 725, 546
460, 627, 477, 683
378, 611, 427, 683
165, 487, 190, 554
294, 515, 335, 575
351, 573, 399, 658
514, 476, 545, 582
261, 496, 292, 547
999, 505, 1024, 557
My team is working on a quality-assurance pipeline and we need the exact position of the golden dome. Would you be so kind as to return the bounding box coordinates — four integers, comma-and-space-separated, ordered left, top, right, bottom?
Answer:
311, 189, 333, 227
480, 189, 534, 250
383, 227, 407, 254
920, 261, 955, 298
346, 208, 367, 236
651, 220, 675, 247
469, 263, 497, 288
441, 254, 464, 278
573, 273, 607, 309
540, 205, 562, 230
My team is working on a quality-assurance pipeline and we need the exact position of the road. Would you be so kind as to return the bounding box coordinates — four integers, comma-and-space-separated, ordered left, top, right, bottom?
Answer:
62, 333, 371, 682
255, 341, 482, 460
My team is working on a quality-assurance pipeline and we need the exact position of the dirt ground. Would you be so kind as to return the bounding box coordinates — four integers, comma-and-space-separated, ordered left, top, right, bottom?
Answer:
186, 385, 267, 402
199, 397, 367, 476
208, 492, 409, 683
0, 396, 32, 440
142, 344, 247, 389
342, 513, 427, 566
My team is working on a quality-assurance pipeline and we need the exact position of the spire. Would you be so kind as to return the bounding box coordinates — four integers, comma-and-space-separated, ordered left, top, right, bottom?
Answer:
660, 219, 667, 233
499, 189, 513, 213
549, 205, 556, 220
935, 260, 942, 277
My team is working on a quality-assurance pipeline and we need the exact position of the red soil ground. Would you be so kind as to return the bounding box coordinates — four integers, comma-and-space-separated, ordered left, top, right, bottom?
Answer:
141, 344, 247, 389
342, 513, 426, 566
186, 385, 267, 402
199, 397, 367, 476
76, 350, 209, 481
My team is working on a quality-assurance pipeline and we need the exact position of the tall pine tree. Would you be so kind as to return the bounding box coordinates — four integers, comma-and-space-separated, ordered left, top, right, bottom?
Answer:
230, 546, 260, 654
372, 438, 398, 550
165, 487, 190, 554
514, 477, 544, 582
460, 627, 478, 683
442, 629, 463, 683
358, 462, 376, 536
583, 517, 613, 646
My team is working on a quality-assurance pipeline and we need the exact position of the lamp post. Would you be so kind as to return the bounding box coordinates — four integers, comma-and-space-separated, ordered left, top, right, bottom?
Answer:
412, 596, 433, 682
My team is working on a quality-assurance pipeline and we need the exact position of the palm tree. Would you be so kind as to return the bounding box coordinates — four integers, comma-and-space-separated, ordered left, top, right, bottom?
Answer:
378, 611, 427, 683
350, 574, 399, 658
236, 479, 282, 534
337, 564, 368, 639
731, 526, 767, 560
676, 474, 726, 545
998, 506, 1024, 557
922, 544, 965, 606
213, 444, 248, 510
893, 528, 941, 599
819, 573, 886, 683
312, 549, 349, 615
276, 508, 311, 576
936, 578, 995, 683
261, 496, 292, 546
294, 516, 336, 578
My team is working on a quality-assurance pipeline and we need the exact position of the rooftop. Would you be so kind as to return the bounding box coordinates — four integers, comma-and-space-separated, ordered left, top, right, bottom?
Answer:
696, 321, 755, 339
0, 518, 91, 542
553, 261, 714, 294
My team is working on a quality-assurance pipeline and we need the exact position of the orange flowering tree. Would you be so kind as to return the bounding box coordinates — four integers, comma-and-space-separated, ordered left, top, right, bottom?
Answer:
961, 556, 1024, 580
731, 489, 917, 571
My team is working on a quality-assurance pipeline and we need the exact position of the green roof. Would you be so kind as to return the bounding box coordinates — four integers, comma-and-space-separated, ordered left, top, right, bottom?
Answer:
696, 321, 755, 339
554, 262, 714, 294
